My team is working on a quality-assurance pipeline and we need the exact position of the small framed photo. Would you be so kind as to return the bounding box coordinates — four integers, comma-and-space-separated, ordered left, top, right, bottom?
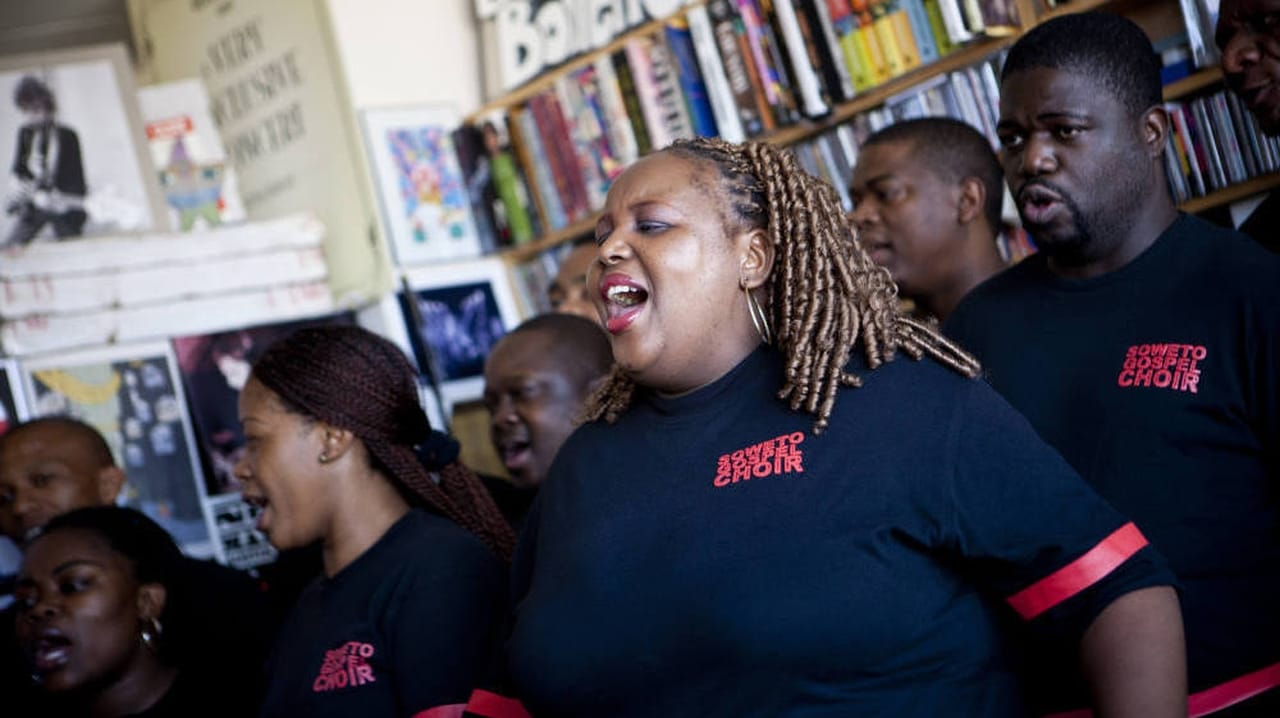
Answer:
360, 105, 483, 266
0, 44, 168, 247
398, 258, 524, 409
20, 341, 216, 560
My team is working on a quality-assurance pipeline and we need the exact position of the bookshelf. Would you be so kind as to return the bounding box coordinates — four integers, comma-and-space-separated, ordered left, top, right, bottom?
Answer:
469, 0, 1278, 269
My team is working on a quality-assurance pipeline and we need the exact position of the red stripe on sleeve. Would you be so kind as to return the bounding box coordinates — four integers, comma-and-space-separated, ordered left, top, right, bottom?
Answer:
1007, 522, 1148, 620
465, 689, 532, 718
412, 705, 465, 718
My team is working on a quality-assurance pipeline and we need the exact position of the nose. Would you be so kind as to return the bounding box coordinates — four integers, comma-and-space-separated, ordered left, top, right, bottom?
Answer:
598, 231, 630, 267
1221, 28, 1261, 75
490, 395, 519, 428
232, 452, 252, 484
1019, 133, 1058, 177
850, 197, 879, 230
24, 593, 59, 622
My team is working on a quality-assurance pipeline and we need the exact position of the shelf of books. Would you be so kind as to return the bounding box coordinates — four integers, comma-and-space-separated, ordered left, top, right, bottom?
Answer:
464, 0, 1277, 281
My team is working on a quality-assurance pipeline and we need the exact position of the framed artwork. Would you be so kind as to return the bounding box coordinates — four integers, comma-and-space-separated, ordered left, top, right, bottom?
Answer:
172, 312, 357, 569
361, 105, 483, 266
20, 341, 217, 560
0, 44, 168, 248
398, 258, 524, 409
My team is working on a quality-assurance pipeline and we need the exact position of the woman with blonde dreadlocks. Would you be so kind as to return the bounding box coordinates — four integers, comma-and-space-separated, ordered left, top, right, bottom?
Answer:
233, 325, 514, 717
487, 139, 1185, 718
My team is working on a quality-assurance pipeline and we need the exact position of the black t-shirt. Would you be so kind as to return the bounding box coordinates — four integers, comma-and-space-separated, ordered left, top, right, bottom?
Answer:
503, 346, 1173, 717
945, 214, 1280, 711
260, 510, 506, 718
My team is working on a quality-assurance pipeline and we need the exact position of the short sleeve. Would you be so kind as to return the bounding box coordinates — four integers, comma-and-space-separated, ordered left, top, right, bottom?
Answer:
387, 539, 508, 717
944, 380, 1177, 637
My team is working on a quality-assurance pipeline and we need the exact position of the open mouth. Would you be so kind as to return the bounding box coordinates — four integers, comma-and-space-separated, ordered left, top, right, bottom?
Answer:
29, 631, 71, 673
242, 494, 272, 533
1018, 184, 1065, 226
498, 438, 533, 472
600, 274, 648, 334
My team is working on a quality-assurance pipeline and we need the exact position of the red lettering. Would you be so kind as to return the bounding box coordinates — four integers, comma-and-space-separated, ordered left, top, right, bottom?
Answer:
1192, 345, 1207, 360
356, 664, 375, 685
1153, 369, 1172, 388
783, 453, 803, 473
1181, 369, 1200, 393
1117, 370, 1134, 387
1134, 368, 1154, 386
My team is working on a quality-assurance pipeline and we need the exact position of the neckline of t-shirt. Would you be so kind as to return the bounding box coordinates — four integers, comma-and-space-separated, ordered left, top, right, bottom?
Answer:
1032, 213, 1187, 292
317, 510, 417, 588
640, 343, 777, 420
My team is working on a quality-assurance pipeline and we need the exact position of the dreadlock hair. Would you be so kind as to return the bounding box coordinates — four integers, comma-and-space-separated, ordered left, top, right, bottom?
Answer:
250, 325, 515, 561
583, 137, 980, 434
862, 117, 1006, 230
1002, 12, 1163, 117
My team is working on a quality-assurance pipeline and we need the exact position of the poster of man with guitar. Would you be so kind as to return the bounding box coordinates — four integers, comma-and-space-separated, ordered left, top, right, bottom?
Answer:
5, 75, 88, 245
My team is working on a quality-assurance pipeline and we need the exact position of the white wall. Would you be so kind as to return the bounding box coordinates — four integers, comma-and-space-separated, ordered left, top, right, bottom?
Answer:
325, 0, 485, 115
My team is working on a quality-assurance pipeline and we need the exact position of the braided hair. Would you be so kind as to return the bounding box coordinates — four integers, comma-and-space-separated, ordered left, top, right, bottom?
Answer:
584, 137, 980, 433
250, 325, 515, 560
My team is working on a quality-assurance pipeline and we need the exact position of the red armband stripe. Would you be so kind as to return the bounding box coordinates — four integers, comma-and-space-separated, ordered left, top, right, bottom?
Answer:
412, 705, 464, 718
465, 689, 532, 718
1007, 522, 1147, 620
1044, 660, 1280, 717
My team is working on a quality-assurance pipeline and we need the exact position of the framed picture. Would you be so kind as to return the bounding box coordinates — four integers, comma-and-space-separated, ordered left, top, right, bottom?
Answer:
0, 44, 168, 247
0, 358, 30, 436
360, 105, 484, 266
397, 258, 524, 409
20, 341, 217, 560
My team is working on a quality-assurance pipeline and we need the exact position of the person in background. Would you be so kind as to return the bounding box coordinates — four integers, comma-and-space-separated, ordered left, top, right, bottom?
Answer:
1216, 0, 1280, 249
944, 12, 1280, 715
5, 75, 88, 246
470, 137, 1184, 717
848, 117, 1009, 322
482, 314, 612, 527
546, 239, 599, 320
0, 417, 272, 716
235, 325, 512, 717
14, 506, 256, 716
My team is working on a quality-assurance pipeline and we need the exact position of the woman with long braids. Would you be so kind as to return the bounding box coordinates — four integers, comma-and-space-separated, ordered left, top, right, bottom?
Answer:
490, 139, 1186, 717
234, 325, 513, 717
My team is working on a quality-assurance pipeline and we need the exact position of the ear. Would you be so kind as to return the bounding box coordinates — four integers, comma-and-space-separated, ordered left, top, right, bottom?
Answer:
956, 177, 986, 226
738, 227, 775, 290
316, 424, 357, 464
96, 465, 125, 505
136, 582, 167, 622
1140, 105, 1170, 158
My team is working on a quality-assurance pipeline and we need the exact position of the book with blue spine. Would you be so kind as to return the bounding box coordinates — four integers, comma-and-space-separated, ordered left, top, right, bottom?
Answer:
663, 18, 720, 137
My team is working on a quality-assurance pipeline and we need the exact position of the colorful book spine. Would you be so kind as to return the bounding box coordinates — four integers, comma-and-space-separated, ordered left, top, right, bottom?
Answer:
592, 55, 642, 168
686, 4, 748, 142
773, 0, 832, 117
708, 0, 773, 135
610, 48, 654, 156
663, 18, 721, 137
800, 0, 858, 102
511, 106, 568, 230
897, 0, 940, 64
625, 35, 677, 150
647, 33, 697, 144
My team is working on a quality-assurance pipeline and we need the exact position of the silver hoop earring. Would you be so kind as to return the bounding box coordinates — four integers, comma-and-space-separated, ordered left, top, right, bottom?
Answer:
140, 616, 162, 651
743, 285, 773, 345
318, 453, 330, 464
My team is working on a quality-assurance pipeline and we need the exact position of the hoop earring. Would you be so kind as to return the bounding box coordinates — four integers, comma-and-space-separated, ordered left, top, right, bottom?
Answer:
140, 616, 162, 651
318, 453, 330, 464
743, 285, 773, 345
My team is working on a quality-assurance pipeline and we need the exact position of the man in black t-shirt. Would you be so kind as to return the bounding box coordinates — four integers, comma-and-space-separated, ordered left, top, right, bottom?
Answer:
945, 12, 1280, 716
0, 417, 273, 715
1216, 0, 1280, 250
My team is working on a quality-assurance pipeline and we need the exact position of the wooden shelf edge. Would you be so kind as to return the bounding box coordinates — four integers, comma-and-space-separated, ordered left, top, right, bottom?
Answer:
501, 215, 597, 263
1180, 173, 1280, 213
1163, 66, 1224, 101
